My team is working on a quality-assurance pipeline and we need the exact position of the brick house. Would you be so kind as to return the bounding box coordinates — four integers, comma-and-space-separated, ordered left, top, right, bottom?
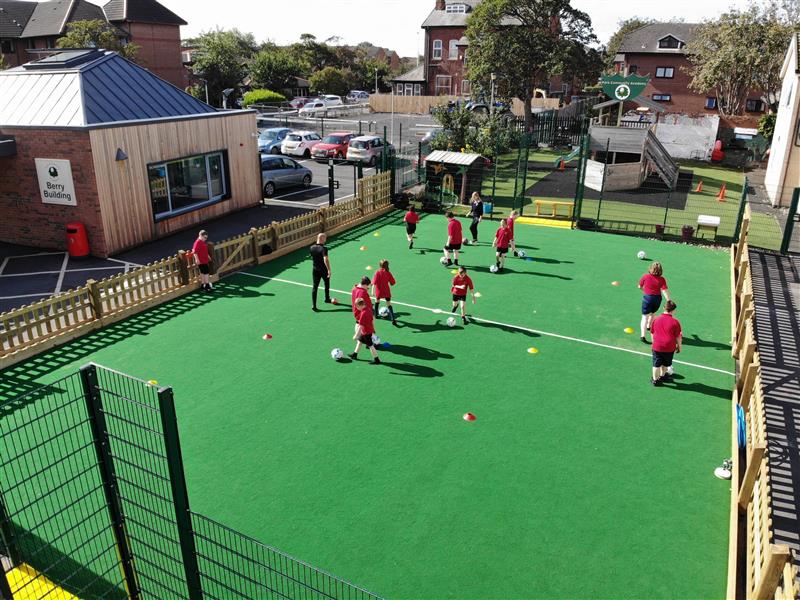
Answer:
0, 0, 187, 89
613, 23, 766, 118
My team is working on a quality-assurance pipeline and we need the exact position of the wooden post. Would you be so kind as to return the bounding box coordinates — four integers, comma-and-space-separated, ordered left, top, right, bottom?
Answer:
177, 251, 190, 286
753, 545, 791, 600
738, 357, 758, 412
319, 207, 328, 233
86, 279, 104, 319
737, 444, 766, 511
248, 228, 259, 265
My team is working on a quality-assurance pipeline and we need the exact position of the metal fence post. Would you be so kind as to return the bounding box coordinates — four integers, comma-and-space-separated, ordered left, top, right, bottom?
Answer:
518, 134, 531, 215
732, 177, 750, 244
0, 566, 11, 600
779, 187, 800, 254
80, 364, 140, 600
0, 492, 21, 567
596, 138, 610, 222
572, 118, 589, 225
663, 190, 671, 229
512, 142, 522, 212
157, 387, 203, 600
417, 142, 423, 184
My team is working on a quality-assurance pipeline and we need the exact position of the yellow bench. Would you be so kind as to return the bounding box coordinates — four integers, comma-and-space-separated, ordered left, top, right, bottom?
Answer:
534, 200, 574, 219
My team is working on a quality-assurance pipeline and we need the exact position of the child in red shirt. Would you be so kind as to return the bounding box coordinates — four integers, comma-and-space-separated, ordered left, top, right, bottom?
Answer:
638, 261, 670, 344
650, 300, 682, 386
351, 276, 371, 338
492, 219, 512, 271
350, 297, 380, 364
371, 260, 398, 326
192, 230, 212, 292
450, 266, 475, 325
404, 206, 420, 249
443, 211, 463, 267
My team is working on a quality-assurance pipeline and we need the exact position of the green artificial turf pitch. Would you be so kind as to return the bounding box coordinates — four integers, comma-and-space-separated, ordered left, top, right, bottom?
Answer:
0, 213, 735, 599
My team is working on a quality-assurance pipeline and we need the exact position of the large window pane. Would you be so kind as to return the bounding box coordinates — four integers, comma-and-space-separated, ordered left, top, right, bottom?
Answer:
208, 154, 225, 198
148, 165, 169, 216
168, 156, 209, 210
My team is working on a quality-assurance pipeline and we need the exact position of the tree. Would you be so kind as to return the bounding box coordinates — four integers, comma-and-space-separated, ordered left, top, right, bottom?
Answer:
309, 66, 353, 97
686, 3, 794, 116
56, 19, 138, 61
250, 45, 304, 92
0, 55, 8, 71
352, 58, 391, 93
191, 29, 255, 107
466, 0, 597, 130
603, 18, 653, 71
286, 33, 336, 73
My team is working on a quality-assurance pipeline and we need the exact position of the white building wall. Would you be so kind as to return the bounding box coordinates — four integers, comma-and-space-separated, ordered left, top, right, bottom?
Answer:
653, 114, 719, 161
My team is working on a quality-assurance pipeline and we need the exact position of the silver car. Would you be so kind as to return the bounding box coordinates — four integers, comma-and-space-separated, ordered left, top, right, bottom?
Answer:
260, 155, 312, 197
346, 135, 395, 167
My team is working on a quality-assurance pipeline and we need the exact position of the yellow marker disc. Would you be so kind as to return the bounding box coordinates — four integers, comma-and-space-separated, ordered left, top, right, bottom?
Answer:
147, 380, 158, 386
450, 269, 458, 275
373, 232, 381, 237
474, 292, 482, 298
624, 327, 634, 334
527, 347, 539, 354
360, 245, 367, 251
365, 265, 373, 270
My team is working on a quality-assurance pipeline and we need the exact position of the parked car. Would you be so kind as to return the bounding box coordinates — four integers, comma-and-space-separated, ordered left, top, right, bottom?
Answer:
280, 130, 322, 157
346, 135, 395, 167
289, 97, 311, 109
320, 94, 343, 106
312, 132, 356, 161
299, 100, 327, 118
257, 127, 291, 154
260, 155, 312, 197
346, 90, 369, 103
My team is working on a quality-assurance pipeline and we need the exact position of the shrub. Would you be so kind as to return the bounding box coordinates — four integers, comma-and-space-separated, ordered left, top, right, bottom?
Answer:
758, 112, 776, 142
242, 89, 286, 107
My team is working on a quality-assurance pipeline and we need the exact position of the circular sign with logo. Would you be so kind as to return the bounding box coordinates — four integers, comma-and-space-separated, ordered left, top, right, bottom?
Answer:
614, 84, 631, 101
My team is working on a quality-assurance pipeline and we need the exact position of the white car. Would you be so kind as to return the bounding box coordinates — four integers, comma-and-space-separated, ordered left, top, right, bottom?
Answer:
346, 135, 395, 167
320, 94, 343, 106
299, 95, 343, 118
280, 131, 322, 158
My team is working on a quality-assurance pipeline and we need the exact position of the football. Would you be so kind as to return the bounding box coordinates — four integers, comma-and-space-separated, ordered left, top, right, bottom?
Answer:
439, 256, 448, 265
490, 264, 499, 273
518, 250, 526, 258
378, 306, 390, 318
371, 334, 381, 345
446, 316, 457, 327
330, 348, 344, 360
637, 250, 647, 260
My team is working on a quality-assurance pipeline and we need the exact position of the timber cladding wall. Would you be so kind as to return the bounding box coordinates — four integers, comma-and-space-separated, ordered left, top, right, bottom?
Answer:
89, 112, 261, 255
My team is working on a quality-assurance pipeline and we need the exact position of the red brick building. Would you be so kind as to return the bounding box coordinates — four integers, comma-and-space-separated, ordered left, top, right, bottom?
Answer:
0, 0, 187, 89
613, 22, 766, 118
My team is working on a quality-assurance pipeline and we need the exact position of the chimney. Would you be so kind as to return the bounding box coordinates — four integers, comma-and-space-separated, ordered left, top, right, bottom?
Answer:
436, 0, 445, 10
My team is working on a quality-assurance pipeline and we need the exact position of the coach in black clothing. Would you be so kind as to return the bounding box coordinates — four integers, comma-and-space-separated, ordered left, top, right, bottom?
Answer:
310, 233, 332, 311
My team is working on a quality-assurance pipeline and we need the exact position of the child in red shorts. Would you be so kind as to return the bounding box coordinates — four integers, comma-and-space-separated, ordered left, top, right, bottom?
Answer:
371, 259, 398, 326
404, 206, 420, 249
492, 219, 512, 271
350, 298, 381, 364
450, 266, 475, 325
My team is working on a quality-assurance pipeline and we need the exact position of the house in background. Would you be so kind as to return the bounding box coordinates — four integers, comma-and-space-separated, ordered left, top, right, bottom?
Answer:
0, 0, 188, 89
613, 23, 766, 122
390, 64, 425, 96
764, 32, 800, 208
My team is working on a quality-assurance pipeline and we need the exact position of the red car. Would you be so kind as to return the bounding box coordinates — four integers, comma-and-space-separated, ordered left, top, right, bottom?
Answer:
311, 132, 355, 161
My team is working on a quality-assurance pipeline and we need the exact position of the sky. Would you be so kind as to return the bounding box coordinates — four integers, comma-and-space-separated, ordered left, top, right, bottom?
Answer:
135, 0, 753, 55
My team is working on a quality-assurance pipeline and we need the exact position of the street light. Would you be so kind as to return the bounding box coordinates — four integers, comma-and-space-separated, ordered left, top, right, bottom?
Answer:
222, 88, 234, 110
374, 68, 379, 94
490, 72, 497, 117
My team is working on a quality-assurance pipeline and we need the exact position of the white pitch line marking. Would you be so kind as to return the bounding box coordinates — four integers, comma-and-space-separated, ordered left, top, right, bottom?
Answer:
0, 292, 54, 300
238, 272, 734, 377
0, 267, 125, 277
53, 253, 70, 295
107, 257, 143, 268
0, 257, 9, 276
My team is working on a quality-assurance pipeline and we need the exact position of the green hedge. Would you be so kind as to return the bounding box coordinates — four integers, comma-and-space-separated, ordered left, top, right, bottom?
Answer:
242, 89, 286, 107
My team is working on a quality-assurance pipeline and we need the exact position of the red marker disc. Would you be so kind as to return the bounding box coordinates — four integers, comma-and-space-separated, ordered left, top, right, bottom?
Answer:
262, 334, 272, 340
463, 412, 476, 422
332, 298, 339, 305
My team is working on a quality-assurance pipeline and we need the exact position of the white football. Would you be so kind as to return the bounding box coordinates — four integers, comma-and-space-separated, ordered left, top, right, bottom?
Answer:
371, 334, 381, 345
378, 306, 390, 318
439, 256, 448, 265
331, 348, 343, 360
490, 264, 499, 273
518, 250, 526, 258
446, 316, 457, 327
637, 250, 647, 260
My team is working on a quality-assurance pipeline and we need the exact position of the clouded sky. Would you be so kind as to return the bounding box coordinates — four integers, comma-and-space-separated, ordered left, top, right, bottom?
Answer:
134, 0, 753, 55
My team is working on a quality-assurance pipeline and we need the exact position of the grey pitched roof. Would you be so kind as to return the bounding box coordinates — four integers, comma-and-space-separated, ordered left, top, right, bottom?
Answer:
421, 0, 480, 28
103, 0, 186, 26
0, 49, 216, 127
20, 0, 108, 38
0, 1, 36, 38
391, 64, 424, 83
618, 23, 700, 54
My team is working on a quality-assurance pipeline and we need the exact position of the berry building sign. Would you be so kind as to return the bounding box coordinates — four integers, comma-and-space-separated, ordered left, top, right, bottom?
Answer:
34, 158, 77, 206
600, 74, 650, 102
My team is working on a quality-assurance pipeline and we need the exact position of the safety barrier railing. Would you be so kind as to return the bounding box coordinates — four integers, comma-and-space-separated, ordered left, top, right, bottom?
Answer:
0, 172, 394, 370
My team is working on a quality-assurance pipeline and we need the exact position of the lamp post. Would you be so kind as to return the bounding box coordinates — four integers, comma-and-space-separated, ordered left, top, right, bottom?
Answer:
374, 67, 379, 94
222, 88, 234, 110
490, 72, 496, 117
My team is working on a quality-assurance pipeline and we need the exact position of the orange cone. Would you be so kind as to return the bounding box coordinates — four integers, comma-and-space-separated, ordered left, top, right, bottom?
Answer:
717, 183, 727, 202
559, 159, 565, 171
694, 180, 703, 193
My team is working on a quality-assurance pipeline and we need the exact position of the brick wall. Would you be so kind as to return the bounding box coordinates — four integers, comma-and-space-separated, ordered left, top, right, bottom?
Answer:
0, 128, 107, 256
127, 22, 187, 89
425, 27, 469, 96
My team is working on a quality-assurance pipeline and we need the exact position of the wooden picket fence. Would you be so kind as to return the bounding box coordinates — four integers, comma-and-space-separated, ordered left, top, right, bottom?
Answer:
0, 172, 393, 368
728, 205, 798, 599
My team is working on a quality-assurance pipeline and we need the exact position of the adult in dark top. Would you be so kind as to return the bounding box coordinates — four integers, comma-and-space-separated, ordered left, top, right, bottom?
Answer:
468, 192, 483, 244
310, 233, 332, 311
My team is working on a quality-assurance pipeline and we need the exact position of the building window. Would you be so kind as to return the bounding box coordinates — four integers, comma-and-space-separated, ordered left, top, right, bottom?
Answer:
795, 115, 800, 146
0, 39, 15, 54
628, 65, 638, 74
658, 36, 682, 49
432, 40, 442, 60
461, 79, 471, 96
652, 94, 671, 102
435, 75, 452, 95
705, 97, 717, 109
448, 40, 459, 60
405, 83, 413, 96
396, 83, 403, 95
25, 39, 37, 51
445, 3, 467, 13
745, 99, 764, 112
414, 84, 422, 95
148, 151, 229, 220
655, 67, 674, 78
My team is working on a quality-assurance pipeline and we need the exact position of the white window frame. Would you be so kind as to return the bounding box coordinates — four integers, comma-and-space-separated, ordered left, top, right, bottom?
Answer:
396, 83, 404, 95
432, 40, 443, 60
448, 40, 459, 60
705, 97, 717, 109
414, 84, 422, 95
655, 67, 674, 78
461, 79, 471, 96
435, 75, 452, 96
405, 83, 413, 96
652, 94, 671, 102
445, 3, 467, 13
149, 151, 228, 220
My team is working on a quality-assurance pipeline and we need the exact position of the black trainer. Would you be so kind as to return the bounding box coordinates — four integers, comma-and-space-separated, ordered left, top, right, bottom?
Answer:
641, 336, 650, 344
372, 357, 381, 365
451, 306, 458, 313
651, 378, 662, 386
348, 352, 358, 360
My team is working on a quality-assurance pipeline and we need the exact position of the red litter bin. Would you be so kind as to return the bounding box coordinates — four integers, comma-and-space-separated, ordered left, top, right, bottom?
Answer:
66, 222, 90, 258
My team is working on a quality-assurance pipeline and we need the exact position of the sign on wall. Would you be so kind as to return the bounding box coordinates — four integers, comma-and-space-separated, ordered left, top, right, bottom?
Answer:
35, 158, 77, 206
600, 74, 650, 102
